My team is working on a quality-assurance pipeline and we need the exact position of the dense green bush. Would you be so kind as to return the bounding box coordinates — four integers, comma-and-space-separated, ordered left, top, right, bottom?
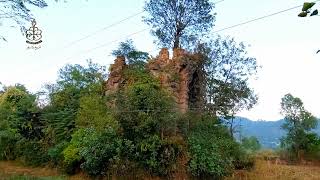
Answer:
0, 85, 44, 161
279, 132, 320, 162
187, 126, 232, 178
115, 67, 176, 141
187, 117, 251, 178
62, 143, 81, 174
15, 139, 49, 166
0, 128, 20, 160
75, 94, 119, 131
305, 133, 320, 159
241, 136, 261, 153
134, 135, 180, 176
62, 127, 122, 176
232, 146, 255, 170
78, 128, 122, 176
62, 130, 83, 174
48, 141, 69, 166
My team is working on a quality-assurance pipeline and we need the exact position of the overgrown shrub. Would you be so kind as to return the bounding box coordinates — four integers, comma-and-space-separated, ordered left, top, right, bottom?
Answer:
15, 139, 49, 166
62, 127, 122, 176
0, 129, 20, 160
232, 146, 255, 170
79, 128, 122, 176
305, 133, 320, 160
76, 94, 119, 131
62, 143, 81, 174
62, 130, 83, 174
135, 135, 180, 176
48, 141, 69, 166
241, 136, 261, 153
187, 118, 251, 178
115, 67, 176, 141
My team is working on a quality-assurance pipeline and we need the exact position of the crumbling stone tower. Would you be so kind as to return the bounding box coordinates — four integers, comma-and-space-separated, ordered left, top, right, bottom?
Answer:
105, 48, 205, 113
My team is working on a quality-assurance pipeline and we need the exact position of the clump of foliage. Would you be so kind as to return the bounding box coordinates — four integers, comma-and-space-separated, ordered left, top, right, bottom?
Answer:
111, 39, 149, 69
186, 114, 253, 179
41, 60, 107, 144
194, 35, 258, 137
48, 141, 69, 167
115, 67, 176, 140
62, 127, 122, 176
15, 139, 49, 166
114, 67, 181, 176
75, 94, 119, 131
0, 127, 20, 160
304, 133, 320, 160
143, 0, 215, 49
0, 85, 43, 162
241, 136, 261, 154
134, 135, 180, 176
280, 93, 318, 161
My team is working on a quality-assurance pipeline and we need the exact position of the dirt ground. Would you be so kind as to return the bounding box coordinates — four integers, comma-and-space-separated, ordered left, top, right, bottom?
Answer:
2, 160, 320, 180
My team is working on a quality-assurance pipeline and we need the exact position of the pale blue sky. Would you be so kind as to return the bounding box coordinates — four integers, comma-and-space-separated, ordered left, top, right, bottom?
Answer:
0, 0, 319, 121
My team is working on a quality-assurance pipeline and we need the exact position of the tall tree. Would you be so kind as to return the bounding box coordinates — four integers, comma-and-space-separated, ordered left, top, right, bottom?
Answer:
143, 0, 215, 49
42, 60, 107, 143
197, 36, 258, 120
280, 93, 318, 159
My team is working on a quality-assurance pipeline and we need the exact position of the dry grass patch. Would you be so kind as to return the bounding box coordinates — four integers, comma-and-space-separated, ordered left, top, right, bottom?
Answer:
0, 161, 61, 178
226, 159, 320, 180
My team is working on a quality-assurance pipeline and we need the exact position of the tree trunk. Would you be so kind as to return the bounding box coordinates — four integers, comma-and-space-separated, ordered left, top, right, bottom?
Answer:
173, 26, 182, 49
173, 36, 180, 49
229, 123, 234, 138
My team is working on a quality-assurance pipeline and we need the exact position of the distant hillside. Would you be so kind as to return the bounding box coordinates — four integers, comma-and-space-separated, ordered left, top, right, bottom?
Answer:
232, 117, 320, 149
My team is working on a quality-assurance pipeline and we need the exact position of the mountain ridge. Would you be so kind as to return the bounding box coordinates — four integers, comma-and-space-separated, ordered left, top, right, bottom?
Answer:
232, 117, 320, 149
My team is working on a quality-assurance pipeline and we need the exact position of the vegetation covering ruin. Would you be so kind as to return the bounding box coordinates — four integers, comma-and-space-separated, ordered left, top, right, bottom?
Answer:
1, 0, 320, 179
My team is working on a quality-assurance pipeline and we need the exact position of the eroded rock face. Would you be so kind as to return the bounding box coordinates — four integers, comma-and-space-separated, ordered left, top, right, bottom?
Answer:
105, 56, 127, 96
105, 49, 205, 113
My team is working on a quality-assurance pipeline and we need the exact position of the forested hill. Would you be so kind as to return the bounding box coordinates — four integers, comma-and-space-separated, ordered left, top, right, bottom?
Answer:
234, 117, 320, 149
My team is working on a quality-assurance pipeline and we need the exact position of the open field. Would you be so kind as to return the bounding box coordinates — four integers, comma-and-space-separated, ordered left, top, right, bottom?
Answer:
0, 161, 89, 180
227, 160, 320, 180
0, 161, 64, 180
2, 160, 320, 180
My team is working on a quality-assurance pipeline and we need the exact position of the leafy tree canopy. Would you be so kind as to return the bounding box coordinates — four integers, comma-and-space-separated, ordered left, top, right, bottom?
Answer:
280, 93, 318, 159
143, 0, 215, 49
42, 60, 107, 143
0, 84, 43, 140
241, 136, 261, 153
196, 36, 258, 118
114, 68, 176, 141
111, 39, 150, 69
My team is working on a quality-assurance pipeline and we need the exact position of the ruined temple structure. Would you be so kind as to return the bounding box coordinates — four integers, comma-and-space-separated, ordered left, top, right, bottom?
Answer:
105, 48, 205, 113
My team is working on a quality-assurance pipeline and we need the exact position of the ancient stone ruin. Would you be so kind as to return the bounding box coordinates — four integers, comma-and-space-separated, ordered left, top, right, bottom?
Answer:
105, 48, 205, 113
